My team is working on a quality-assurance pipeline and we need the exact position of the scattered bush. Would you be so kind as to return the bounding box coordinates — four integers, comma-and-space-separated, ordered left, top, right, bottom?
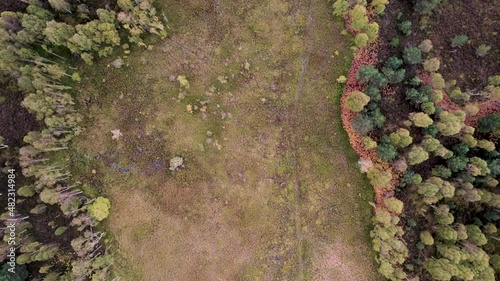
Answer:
403, 47, 422, 65
450, 34, 468, 48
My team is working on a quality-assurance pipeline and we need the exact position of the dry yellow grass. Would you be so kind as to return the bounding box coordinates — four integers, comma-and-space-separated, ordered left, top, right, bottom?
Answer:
73, 0, 383, 280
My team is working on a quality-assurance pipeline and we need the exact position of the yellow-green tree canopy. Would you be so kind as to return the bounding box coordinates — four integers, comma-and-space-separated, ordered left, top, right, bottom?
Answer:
345, 91, 370, 112
88, 197, 111, 221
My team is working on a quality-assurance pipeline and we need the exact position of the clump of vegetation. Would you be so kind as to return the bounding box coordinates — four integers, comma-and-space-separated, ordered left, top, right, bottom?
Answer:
345, 91, 370, 112
450, 34, 468, 48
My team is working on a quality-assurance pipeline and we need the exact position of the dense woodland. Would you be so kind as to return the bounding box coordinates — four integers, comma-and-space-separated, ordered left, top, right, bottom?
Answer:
336, 0, 499, 280
0, 0, 165, 280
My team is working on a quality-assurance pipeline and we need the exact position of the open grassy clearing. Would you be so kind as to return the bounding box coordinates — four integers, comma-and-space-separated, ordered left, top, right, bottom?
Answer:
72, 0, 382, 280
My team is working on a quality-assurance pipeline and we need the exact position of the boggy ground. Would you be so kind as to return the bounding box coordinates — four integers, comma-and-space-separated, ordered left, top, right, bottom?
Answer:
73, 0, 382, 280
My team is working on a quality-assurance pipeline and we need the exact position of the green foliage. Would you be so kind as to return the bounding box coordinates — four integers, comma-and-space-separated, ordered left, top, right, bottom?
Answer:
367, 166, 393, 189
389, 37, 400, 47
436, 110, 466, 136
434, 204, 454, 225
449, 88, 471, 104
356, 65, 378, 83
468, 157, 490, 176
397, 20, 412, 36
476, 44, 491, 57
424, 258, 458, 281
345, 91, 370, 112
43, 20, 75, 46
384, 57, 404, 70
415, 0, 442, 15
332, 0, 349, 17
418, 177, 455, 204
410, 112, 433, 127
389, 128, 413, 148
369, 110, 385, 131
364, 22, 379, 43
431, 73, 445, 89
477, 139, 495, 151
365, 86, 382, 103
432, 165, 451, 178
349, 5, 369, 30
362, 136, 377, 150
420, 231, 434, 245
356, 65, 387, 87
477, 113, 500, 134
488, 75, 500, 86
447, 156, 469, 173
451, 34, 468, 48
403, 47, 422, 65
382, 67, 406, 84
354, 33, 369, 48
421, 101, 436, 115
384, 197, 404, 214
55, 226, 68, 236
460, 134, 477, 148
465, 225, 487, 246
370, 0, 389, 14
87, 196, 111, 221
377, 136, 398, 162
423, 57, 440, 72
491, 254, 500, 273
17, 185, 36, 197
117, 0, 167, 44
48, 0, 71, 13
408, 145, 429, 165
0, 263, 29, 281
352, 113, 374, 135
405, 88, 429, 105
